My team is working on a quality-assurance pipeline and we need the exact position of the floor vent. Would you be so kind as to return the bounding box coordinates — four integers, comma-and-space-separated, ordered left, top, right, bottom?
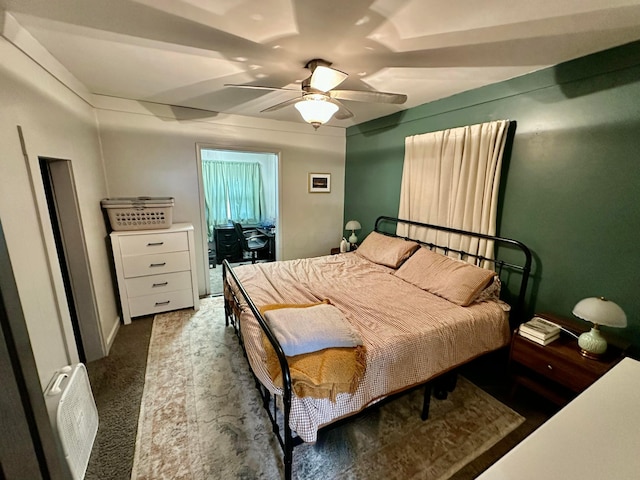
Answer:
45, 363, 99, 479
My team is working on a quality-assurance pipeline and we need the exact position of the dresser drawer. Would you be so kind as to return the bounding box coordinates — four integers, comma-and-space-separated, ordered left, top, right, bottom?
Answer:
124, 271, 191, 298
216, 229, 237, 241
119, 231, 188, 256
128, 289, 194, 318
122, 251, 190, 278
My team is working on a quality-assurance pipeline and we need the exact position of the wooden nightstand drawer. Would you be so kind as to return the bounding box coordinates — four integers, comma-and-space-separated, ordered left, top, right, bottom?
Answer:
511, 335, 597, 392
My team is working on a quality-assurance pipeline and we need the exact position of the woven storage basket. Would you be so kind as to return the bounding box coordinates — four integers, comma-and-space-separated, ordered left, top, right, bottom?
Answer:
101, 197, 174, 231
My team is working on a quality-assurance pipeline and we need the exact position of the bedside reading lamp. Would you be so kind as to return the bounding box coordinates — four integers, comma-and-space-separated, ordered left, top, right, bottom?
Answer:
345, 220, 361, 245
572, 297, 626, 359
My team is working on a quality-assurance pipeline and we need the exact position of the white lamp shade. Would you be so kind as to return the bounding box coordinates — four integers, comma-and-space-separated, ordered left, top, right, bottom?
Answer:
572, 297, 627, 328
311, 65, 348, 92
345, 220, 361, 231
294, 94, 338, 127
345, 220, 361, 244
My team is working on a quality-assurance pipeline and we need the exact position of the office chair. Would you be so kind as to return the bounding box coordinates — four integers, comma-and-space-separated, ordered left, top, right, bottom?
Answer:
232, 221, 269, 264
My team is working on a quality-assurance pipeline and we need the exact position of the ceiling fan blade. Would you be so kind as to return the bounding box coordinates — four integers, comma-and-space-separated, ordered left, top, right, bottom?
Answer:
327, 98, 354, 120
309, 65, 348, 92
225, 83, 299, 92
330, 89, 407, 104
260, 96, 301, 113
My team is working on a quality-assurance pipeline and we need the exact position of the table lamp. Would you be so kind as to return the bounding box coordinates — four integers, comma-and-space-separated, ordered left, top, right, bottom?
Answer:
572, 297, 626, 359
345, 220, 361, 244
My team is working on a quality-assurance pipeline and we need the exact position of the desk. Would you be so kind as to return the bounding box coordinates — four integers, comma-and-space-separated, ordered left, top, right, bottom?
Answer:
477, 357, 640, 480
255, 227, 275, 261
214, 224, 275, 264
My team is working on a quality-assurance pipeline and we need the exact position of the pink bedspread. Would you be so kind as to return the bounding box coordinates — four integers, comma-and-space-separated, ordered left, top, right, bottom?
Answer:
227, 252, 510, 442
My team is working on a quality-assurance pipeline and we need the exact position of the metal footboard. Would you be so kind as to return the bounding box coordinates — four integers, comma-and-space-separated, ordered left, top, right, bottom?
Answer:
222, 259, 296, 480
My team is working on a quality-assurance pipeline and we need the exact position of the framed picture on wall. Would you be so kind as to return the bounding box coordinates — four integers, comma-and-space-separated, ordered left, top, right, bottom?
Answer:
308, 173, 331, 193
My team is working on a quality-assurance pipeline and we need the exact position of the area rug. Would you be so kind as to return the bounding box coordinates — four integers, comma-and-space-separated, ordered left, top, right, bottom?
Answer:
131, 297, 524, 480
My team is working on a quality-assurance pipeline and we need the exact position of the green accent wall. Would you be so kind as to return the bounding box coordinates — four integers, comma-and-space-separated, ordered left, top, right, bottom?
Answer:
345, 41, 640, 354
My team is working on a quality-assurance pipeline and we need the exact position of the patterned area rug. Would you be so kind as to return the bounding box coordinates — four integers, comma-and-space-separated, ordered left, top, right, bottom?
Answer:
131, 297, 524, 480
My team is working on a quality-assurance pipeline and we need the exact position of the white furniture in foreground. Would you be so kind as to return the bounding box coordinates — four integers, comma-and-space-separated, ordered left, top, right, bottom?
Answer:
477, 356, 640, 480
110, 223, 199, 324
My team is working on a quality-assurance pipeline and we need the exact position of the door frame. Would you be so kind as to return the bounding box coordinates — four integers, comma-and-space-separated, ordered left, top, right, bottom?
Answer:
39, 157, 106, 362
195, 144, 281, 295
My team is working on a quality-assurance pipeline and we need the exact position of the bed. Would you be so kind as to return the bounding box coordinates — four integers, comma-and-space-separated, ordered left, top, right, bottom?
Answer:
223, 216, 531, 479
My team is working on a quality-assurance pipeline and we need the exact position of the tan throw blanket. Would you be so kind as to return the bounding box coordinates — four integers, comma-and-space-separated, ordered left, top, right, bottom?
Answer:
259, 301, 366, 401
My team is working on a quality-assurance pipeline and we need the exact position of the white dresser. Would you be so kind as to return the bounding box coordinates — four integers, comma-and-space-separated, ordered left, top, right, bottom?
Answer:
110, 223, 199, 324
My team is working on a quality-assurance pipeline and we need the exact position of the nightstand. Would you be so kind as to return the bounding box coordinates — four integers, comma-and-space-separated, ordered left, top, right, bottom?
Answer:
509, 312, 627, 405
331, 246, 357, 254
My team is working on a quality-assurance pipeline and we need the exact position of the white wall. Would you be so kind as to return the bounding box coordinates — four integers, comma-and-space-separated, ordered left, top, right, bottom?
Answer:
0, 37, 119, 388
94, 97, 346, 296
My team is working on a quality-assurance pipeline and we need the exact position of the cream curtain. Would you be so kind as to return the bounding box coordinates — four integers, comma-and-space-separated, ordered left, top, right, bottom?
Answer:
397, 120, 510, 264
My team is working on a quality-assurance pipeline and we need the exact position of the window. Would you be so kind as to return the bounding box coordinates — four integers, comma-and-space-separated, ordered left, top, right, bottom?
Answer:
200, 149, 277, 240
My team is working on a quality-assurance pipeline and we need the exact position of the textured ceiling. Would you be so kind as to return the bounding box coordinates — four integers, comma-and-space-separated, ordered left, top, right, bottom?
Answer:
2, 0, 640, 128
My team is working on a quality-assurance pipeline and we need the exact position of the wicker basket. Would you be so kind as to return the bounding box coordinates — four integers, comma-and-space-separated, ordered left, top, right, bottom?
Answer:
101, 197, 174, 231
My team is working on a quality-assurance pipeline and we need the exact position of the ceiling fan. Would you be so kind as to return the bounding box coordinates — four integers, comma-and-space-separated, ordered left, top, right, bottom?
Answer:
226, 59, 407, 129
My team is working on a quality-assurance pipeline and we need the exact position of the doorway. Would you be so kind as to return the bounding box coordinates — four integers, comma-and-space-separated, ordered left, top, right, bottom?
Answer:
39, 158, 105, 362
197, 147, 279, 296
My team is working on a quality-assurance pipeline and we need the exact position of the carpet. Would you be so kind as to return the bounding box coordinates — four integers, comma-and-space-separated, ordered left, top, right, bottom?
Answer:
86, 316, 153, 480
131, 297, 524, 480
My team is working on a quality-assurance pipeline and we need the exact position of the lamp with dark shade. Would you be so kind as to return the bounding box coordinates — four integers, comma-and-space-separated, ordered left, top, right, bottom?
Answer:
345, 220, 361, 244
572, 297, 627, 359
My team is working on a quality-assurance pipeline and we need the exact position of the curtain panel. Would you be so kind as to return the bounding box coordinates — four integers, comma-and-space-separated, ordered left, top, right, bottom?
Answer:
397, 120, 510, 264
202, 160, 265, 239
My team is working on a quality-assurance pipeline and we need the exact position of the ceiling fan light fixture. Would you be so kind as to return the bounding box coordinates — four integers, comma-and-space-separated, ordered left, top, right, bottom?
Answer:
294, 94, 338, 129
310, 65, 348, 92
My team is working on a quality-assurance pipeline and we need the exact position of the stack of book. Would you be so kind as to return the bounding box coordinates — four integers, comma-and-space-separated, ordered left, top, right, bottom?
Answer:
518, 317, 561, 345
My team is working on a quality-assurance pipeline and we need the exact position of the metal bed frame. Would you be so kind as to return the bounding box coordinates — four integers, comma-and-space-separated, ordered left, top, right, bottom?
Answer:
222, 216, 531, 480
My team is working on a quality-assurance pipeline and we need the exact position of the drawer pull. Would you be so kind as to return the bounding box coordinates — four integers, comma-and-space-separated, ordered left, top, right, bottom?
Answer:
155, 300, 171, 306
547, 364, 553, 370
150, 262, 166, 267
152, 282, 168, 287
147, 242, 164, 246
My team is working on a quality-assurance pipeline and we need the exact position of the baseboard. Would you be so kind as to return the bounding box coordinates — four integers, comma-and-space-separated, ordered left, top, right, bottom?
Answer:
105, 316, 120, 355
